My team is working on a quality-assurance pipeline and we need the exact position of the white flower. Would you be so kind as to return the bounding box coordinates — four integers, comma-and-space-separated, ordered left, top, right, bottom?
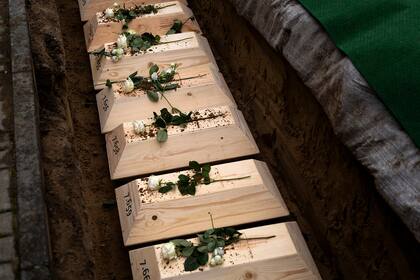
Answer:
151, 72, 158, 81
111, 56, 119, 62
117, 34, 128, 49
132, 120, 145, 134
113, 2, 119, 8
170, 63, 176, 68
104, 8, 114, 18
213, 247, 224, 256
165, 68, 174, 74
123, 78, 134, 93
161, 242, 177, 261
148, 175, 161, 190
127, 29, 136, 35
209, 255, 223, 266
111, 48, 124, 57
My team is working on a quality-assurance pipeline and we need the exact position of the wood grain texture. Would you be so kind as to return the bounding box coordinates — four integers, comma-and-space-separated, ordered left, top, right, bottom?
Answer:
115, 159, 289, 245
96, 63, 235, 133
84, 1, 199, 51
90, 32, 217, 89
78, 0, 189, 21
129, 222, 322, 280
106, 106, 259, 179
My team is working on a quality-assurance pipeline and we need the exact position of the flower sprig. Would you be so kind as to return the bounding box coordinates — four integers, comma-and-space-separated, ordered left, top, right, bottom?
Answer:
153, 108, 192, 142
160, 214, 276, 272
148, 161, 251, 195
106, 63, 179, 97
89, 30, 193, 63
103, 2, 176, 28
90, 31, 160, 62
106, 64, 206, 104
166, 16, 195, 35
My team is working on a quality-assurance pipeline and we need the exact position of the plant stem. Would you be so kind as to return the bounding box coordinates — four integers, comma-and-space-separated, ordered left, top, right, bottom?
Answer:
157, 3, 177, 10
182, 16, 194, 25
239, 235, 276, 241
170, 74, 207, 82
158, 37, 194, 45
208, 212, 215, 230
160, 93, 176, 110
189, 113, 226, 123
211, 175, 251, 183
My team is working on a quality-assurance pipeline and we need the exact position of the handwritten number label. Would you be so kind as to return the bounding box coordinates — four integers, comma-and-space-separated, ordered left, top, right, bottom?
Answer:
124, 193, 132, 216
140, 259, 151, 280
102, 95, 109, 111
112, 136, 120, 155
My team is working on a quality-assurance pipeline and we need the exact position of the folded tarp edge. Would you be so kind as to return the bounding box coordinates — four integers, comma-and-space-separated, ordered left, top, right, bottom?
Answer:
229, 0, 420, 241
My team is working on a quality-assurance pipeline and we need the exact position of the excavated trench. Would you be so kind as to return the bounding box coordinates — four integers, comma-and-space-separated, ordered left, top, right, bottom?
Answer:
26, 0, 419, 279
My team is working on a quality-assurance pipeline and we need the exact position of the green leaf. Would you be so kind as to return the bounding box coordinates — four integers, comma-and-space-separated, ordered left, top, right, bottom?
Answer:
216, 239, 225, 247
203, 174, 211, 185
189, 161, 201, 172
106, 79, 112, 88
181, 246, 195, 257
184, 256, 200, 272
158, 184, 174, 193
160, 108, 173, 123
197, 252, 209, 266
170, 239, 192, 247
147, 90, 159, 102
204, 229, 214, 237
178, 174, 190, 183
186, 181, 197, 196
154, 117, 166, 128
157, 128, 168, 143
167, 19, 183, 35
149, 64, 159, 76
177, 175, 191, 196
166, 29, 176, 35
163, 83, 178, 91
128, 71, 138, 79
202, 164, 211, 173
207, 240, 216, 251
197, 246, 208, 253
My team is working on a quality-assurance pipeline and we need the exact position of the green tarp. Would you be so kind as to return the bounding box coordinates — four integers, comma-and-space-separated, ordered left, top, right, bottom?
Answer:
298, 0, 420, 147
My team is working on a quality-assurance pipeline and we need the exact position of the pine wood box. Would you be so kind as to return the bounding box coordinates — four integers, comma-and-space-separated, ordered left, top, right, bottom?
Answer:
115, 159, 289, 245
90, 32, 216, 89
83, 1, 199, 51
96, 63, 235, 133
129, 222, 322, 280
105, 105, 259, 179
78, 0, 189, 22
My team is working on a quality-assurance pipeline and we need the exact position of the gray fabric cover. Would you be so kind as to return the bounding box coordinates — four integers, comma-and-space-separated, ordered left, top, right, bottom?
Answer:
229, 0, 420, 241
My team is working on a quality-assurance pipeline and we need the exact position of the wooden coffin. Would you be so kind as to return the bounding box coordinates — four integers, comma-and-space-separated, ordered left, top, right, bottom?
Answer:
129, 222, 322, 280
105, 105, 259, 179
90, 32, 216, 89
84, 1, 199, 51
115, 159, 288, 245
96, 63, 235, 133
78, 0, 189, 22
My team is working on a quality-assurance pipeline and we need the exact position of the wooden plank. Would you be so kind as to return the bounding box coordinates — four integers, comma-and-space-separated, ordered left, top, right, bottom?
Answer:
129, 222, 322, 279
83, 1, 199, 51
90, 32, 217, 89
96, 63, 235, 133
115, 159, 289, 245
106, 105, 259, 179
78, 0, 189, 22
